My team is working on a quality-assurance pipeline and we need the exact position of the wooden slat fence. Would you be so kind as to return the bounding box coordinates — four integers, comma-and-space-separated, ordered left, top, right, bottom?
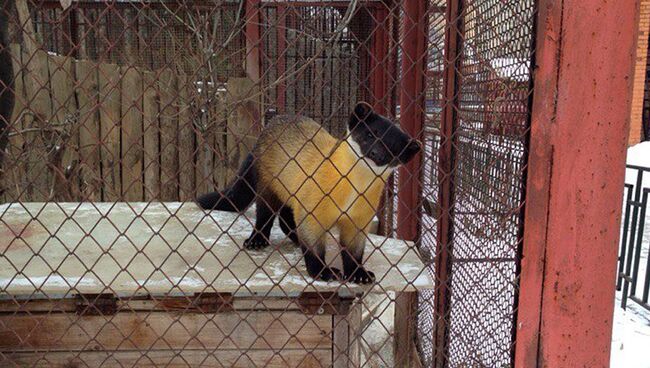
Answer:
0, 43, 260, 203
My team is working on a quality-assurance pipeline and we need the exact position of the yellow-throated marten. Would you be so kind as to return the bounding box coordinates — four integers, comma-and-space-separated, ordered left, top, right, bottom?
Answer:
197, 102, 420, 284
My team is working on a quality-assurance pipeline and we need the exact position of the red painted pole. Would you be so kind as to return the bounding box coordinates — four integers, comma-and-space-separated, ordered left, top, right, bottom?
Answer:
276, 4, 287, 113
245, 0, 261, 82
370, 7, 389, 115
396, 0, 427, 242
515, 1, 639, 367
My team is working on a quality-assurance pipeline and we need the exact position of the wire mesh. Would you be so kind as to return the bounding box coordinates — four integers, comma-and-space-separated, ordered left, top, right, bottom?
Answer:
0, 0, 536, 367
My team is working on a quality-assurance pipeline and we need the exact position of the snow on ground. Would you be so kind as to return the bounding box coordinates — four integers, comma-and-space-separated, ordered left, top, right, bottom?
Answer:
611, 141, 650, 368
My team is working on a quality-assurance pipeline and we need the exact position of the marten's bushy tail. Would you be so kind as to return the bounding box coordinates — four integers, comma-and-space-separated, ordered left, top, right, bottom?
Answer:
196, 153, 257, 212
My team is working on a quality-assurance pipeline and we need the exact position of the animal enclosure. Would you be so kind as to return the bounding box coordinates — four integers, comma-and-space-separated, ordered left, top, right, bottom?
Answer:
0, 0, 601, 367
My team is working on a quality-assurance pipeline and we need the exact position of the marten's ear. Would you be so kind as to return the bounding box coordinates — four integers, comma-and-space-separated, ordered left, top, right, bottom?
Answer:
349, 101, 373, 129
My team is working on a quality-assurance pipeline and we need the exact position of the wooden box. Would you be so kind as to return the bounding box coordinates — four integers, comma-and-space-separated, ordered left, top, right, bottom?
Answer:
0, 203, 432, 367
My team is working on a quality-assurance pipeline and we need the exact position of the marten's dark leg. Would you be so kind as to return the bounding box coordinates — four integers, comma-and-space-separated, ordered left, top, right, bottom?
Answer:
244, 198, 277, 250
340, 222, 375, 284
297, 219, 341, 281
279, 206, 298, 244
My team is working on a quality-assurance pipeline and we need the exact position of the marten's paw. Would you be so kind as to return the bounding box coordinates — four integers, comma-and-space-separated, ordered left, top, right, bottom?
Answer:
244, 234, 270, 250
346, 268, 376, 284
317, 267, 342, 282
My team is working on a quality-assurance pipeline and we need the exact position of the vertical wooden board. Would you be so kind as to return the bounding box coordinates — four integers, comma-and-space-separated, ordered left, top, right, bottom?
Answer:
120, 67, 144, 201
226, 77, 260, 182
393, 292, 418, 368
142, 71, 160, 200
98, 62, 122, 201
176, 74, 195, 200
333, 315, 349, 368
2, 44, 25, 202
157, 68, 178, 200
213, 90, 229, 190
5, 350, 332, 368
21, 49, 53, 201
48, 55, 79, 201
75, 60, 101, 201
347, 301, 362, 367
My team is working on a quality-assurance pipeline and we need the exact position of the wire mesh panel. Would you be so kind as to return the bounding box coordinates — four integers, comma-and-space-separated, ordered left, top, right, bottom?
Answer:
417, 0, 536, 366
0, 0, 536, 367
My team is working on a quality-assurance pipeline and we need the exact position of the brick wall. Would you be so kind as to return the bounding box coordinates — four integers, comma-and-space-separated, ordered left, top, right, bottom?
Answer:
630, 0, 650, 145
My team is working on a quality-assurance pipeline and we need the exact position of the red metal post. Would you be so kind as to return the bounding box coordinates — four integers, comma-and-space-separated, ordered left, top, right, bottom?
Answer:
370, 6, 389, 115
396, 0, 427, 242
514, 1, 639, 367
245, 0, 262, 82
433, 0, 462, 366
276, 4, 287, 113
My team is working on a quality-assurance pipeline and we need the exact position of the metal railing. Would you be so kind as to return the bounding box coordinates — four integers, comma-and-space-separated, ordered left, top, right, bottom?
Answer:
618, 164, 650, 312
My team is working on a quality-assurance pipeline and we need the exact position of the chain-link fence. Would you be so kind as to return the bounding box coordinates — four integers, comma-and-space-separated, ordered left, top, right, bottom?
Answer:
0, 1, 536, 367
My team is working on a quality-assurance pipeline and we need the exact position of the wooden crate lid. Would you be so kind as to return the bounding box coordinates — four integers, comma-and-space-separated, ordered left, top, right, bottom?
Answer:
0, 202, 433, 297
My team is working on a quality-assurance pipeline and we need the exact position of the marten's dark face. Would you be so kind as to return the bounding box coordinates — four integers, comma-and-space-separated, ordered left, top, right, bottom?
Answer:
348, 102, 421, 170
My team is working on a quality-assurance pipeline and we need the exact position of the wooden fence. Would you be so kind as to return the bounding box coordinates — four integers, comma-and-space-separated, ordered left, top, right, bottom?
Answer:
0, 43, 260, 203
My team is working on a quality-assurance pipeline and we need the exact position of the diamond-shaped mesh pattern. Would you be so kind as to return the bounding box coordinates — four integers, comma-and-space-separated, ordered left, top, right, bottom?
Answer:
0, 1, 536, 367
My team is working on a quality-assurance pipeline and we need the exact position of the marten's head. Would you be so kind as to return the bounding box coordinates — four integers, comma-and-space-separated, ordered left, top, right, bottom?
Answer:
347, 102, 421, 172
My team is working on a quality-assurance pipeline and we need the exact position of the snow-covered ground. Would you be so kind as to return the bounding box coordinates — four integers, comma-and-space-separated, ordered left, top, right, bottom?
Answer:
611, 141, 650, 368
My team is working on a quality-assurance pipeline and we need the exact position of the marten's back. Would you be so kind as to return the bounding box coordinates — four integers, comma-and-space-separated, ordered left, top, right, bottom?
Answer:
253, 115, 352, 211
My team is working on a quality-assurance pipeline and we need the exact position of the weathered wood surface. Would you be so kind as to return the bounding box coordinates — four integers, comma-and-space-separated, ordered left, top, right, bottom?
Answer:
2, 350, 331, 368
2, 44, 256, 203
0, 202, 433, 295
0, 312, 332, 350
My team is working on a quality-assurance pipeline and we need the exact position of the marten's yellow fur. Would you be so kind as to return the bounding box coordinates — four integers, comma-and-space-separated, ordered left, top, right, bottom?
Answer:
254, 116, 390, 243
197, 102, 420, 283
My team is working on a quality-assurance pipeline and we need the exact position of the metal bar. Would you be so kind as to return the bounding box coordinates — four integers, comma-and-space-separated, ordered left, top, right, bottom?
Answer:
617, 184, 634, 290
433, 0, 463, 367
631, 189, 649, 297
641, 188, 650, 303
245, 0, 262, 82
622, 172, 644, 307
371, 6, 389, 115
276, 4, 287, 112
515, 0, 638, 366
397, 0, 427, 242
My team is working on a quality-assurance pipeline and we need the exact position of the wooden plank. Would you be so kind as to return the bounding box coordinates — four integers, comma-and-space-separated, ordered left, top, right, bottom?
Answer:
157, 68, 178, 200
75, 60, 101, 201
226, 77, 260, 182
393, 291, 418, 368
0, 312, 333, 351
21, 48, 52, 201
0, 296, 304, 314
142, 71, 160, 200
332, 314, 350, 368
176, 73, 195, 200
2, 44, 26, 202
4, 349, 332, 368
48, 54, 79, 201
98, 62, 122, 201
120, 66, 144, 201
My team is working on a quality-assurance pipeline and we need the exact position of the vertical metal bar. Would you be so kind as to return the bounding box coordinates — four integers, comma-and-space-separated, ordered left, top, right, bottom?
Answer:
630, 187, 648, 296
617, 184, 634, 290
371, 6, 389, 115
276, 4, 287, 112
245, 0, 262, 82
640, 188, 650, 303
433, 0, 462, 367
515, 0, 638, 366
397, 0, 427, 242
622, 170, 645, 306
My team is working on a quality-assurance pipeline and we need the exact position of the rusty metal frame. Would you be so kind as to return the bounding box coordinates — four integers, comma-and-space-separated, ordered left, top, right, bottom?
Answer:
514, 0, 639, 366
396, 0, 427, 242
431, 0, 463, 366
